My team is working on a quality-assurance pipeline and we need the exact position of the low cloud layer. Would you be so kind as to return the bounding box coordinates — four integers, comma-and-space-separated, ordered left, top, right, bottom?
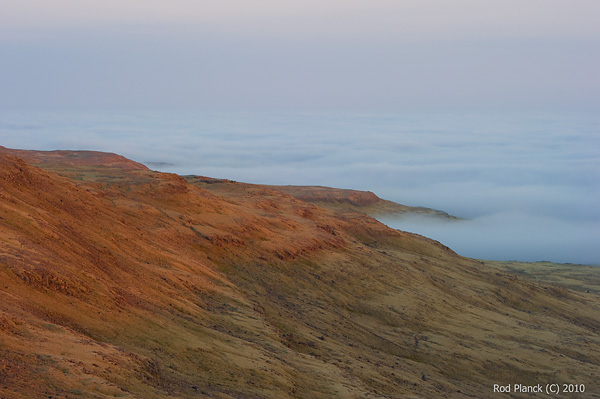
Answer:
381, 213, 600, 265
1, 111, 598, 264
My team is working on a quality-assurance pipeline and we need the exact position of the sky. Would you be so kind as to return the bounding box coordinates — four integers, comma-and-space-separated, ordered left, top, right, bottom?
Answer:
0, 0, 599, 111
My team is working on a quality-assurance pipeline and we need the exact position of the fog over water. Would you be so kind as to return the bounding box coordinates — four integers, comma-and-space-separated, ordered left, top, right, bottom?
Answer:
1, 110, 598, 264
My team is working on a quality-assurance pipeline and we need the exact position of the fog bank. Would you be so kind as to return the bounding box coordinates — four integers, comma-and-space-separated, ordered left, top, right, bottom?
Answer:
381, 213, 600, 265
1, 111, 598, 264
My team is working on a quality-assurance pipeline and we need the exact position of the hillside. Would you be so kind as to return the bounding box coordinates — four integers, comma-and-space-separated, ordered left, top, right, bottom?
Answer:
186, 176, 457, 220
1, 147, 599, 398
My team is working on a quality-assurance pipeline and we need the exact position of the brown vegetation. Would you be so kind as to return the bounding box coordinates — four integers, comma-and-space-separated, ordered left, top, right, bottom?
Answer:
191, 177, 457, 219
1, 147, 599, 398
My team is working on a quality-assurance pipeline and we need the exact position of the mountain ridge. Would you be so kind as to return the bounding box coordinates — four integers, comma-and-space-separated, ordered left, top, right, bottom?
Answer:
186, 176, 458, 220
1, 147, 599, 398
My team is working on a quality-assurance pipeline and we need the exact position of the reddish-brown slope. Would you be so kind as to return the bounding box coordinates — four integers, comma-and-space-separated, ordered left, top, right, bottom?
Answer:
0, 152, 394, 398
0, 146, 148, 170
1, 150, 599, 398
189, 177, 458, 219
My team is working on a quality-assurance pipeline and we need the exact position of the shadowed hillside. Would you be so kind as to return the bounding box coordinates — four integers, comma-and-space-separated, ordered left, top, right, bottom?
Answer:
1, 147, 599, 398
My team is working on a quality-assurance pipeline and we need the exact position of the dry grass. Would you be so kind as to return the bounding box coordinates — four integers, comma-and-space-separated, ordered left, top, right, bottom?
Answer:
1, 148, 599, 398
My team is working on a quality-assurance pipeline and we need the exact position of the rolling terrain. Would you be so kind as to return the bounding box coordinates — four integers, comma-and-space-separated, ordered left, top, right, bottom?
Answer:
1, 146, 599, 398
188, 177, 457, 220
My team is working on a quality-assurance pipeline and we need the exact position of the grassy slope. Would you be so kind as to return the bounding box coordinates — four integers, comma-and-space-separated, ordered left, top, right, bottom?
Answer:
485, 261, 600, 295
1, 149, 599, 398
186, 176, 458, 220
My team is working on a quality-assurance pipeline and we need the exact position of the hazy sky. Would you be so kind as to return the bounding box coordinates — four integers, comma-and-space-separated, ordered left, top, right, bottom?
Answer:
1, 0, 599, 111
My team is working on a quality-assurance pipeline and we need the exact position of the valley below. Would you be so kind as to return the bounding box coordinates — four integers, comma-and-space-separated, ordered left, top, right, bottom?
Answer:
1, 146, 599, 398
